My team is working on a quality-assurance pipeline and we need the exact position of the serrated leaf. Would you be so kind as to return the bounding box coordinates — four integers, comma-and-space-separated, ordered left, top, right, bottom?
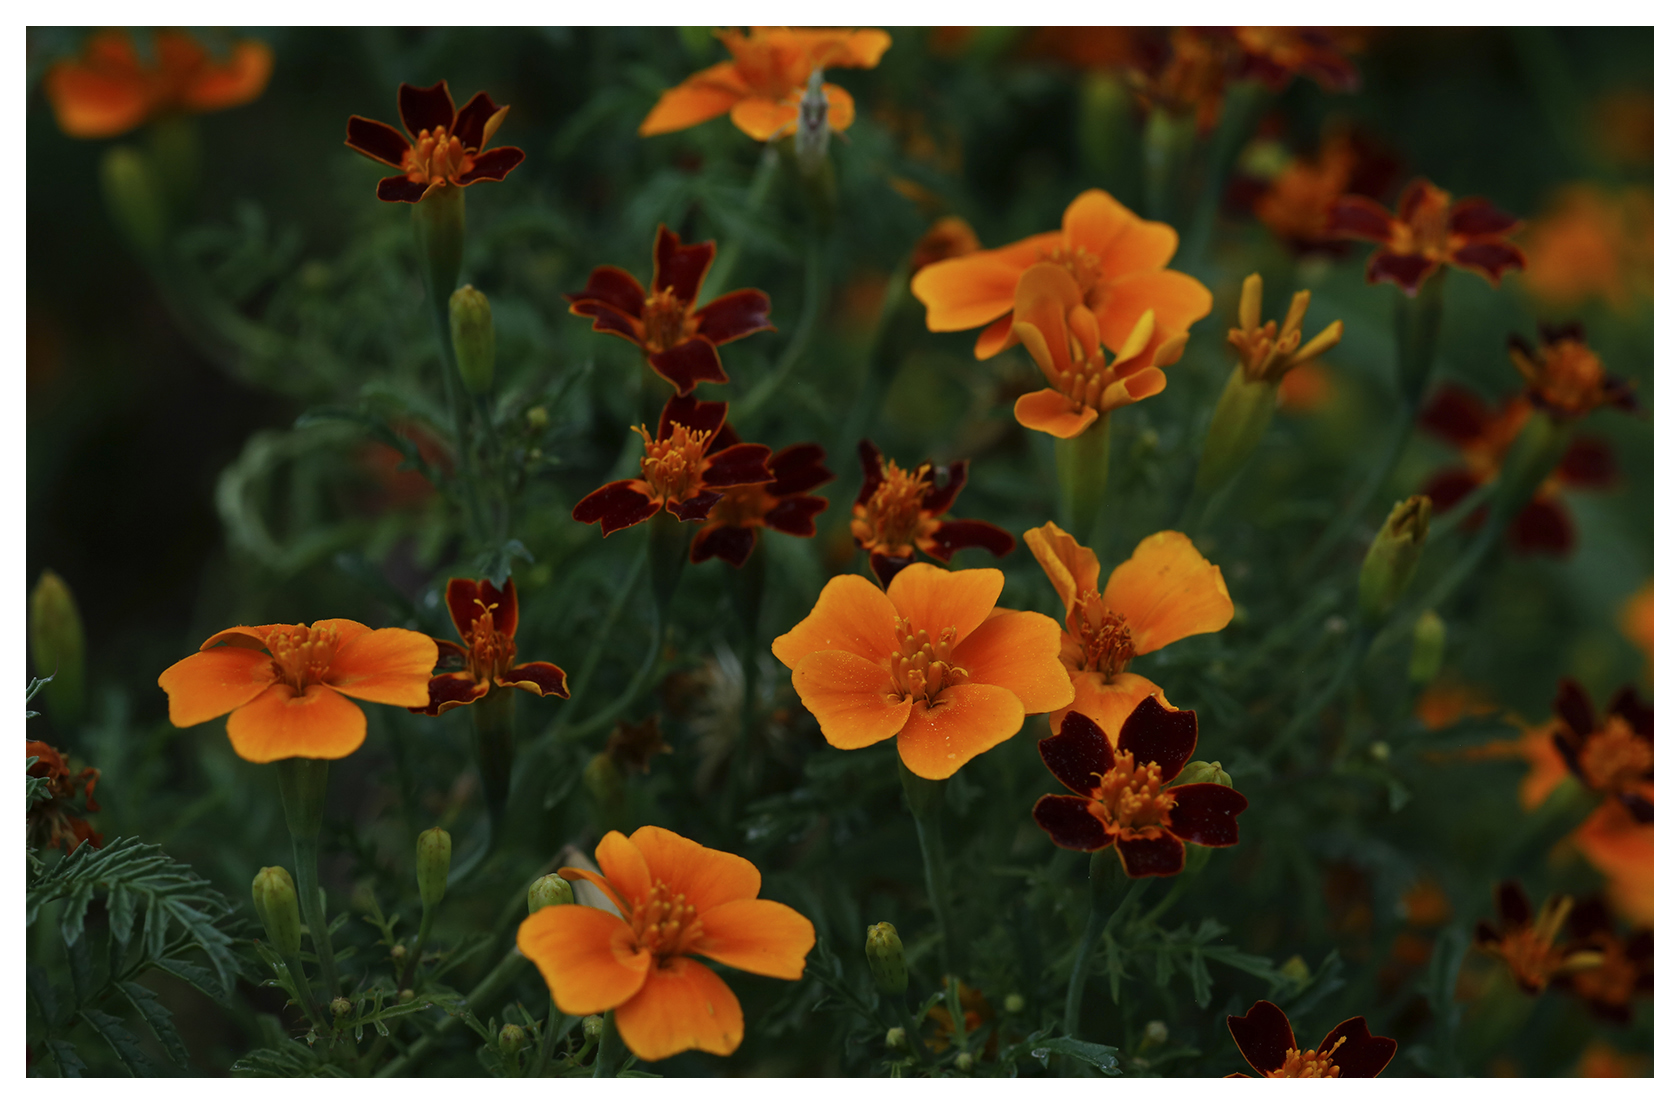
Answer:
45, 1038, 86, 1077
28, 964, 59, 1027
80, 1007, 158, 1076
231, 1040, 350, 1078
59, 880, 96, 947
154, 956, 231, 1006
160, 897, 239, 994
108, 883, 138, 953
120, 982, 190, 1069
1187, 950, 1213, 1007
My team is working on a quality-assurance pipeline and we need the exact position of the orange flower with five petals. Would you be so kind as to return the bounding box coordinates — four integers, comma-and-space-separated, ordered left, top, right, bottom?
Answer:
412, 577, 570, 716
772, 563, 1072, 780
1508, 322, 1635, 419
517, 826, 815, 1061
44, 28, 273, 140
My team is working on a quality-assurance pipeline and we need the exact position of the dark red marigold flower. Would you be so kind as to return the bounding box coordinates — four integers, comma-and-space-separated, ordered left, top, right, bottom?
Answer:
1509, 321, 1637, 418
691, 443, 833, 567
850, 440, 1014, 587
1563, 896, 1653, 1024
1327, 177, 1525, 295
1031, 701, 1247, 878
413, 577, 569, 716
345, 80, 525, 203
1225, 1000, 1397, 1077
567, 226, 774, 396
573, 395, 773, 536
1473, 880, 1608, 993
26, 741, 102, 853
1549, 678, 1653, 822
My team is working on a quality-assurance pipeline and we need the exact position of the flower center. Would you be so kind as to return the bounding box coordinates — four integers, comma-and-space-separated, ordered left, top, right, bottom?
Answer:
629, 880, 704, 965
464, 601, 516, 682
1270, 1036, 1346, 1078
1396, 185, 1452, 259
641, 287, 694, 352
1230, 319, 1301, 382
1570, 939, 1637, 1007
886, 617, 968, 705
1042, 245, 1106, 300
1534, 340, 1608, 413
1093, 750, 1176, 838
1072, 591, 1135, 681
403, 125, 470, 186
851, 461, 933, 556
265, 624, 340, 692
637, 421, 711, 504
1490, 895, 1575, 990
1576, 716, 1652, 796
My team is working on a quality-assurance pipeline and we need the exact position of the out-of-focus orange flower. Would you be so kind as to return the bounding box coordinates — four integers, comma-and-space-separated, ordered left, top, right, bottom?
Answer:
1328, 178, 1525, 295
345, 81, 524, 203
850, 441, 1014, 587
411, 577, 569, 717
912, 188, 1211, 362
1401, 879, 1453, 927
1549, 679, 1652, 821
1025, 523, 1232, 735
1473, 881, 1603, 994
772, 563, 1072, 780
1277, 361, 1333, 413
910, 216, 980, 275
1228, 273, 1342, 385
691, 443, 832, 567
1509, 322, 1636, 419
1231, 27, 1362, 95
44, 28, 273, 139
1413, 677, 1499, 731
1522, 185, 1653, 312
1620, 581, 1653, 684
518, 826, 814, 1061
1590, 89, 1654, 166
1563, 897, 1653, 1024
1577, 1040, 1648, 1078
1225, 1000, 1397, 1077
640, 27, 891, 141
1250, 128, 1397, 254
357, 421, 453, 511
26, 741, 102, 853
925, 979, 996, 1055
1573, 800, 1654, 927
158, 620, 436, 762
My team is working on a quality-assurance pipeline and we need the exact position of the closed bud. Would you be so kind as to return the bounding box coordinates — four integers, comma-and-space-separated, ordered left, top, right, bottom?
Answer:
526, 405, 549, 432
449, 285, 496, 395
391, 943, 407, 961
1143, 1020, 1169, 1048
955, 1051, 974, 1072
30, 571, 86, 725
1195, 366, 1279, 494
1409, 610, 1446, 685
1370, 740, 1391, 763
582, 1015, 604, 1041
416, 827, 452, 909
884, 1026, 908, 1052
330, 996, 353, 1020
499, 1022, 527, 1056
1003, 993, 1025, 1015
100, 146, 167, 253
864, 921, 907, 995
251, 867, 302, 957
584, 751, 624, 811
1359, 495, 1432, 624
399, 988, 415, 1002
1279, 954, 1311, 988
528, 873, 574, 914
1175, 760, 1232, 788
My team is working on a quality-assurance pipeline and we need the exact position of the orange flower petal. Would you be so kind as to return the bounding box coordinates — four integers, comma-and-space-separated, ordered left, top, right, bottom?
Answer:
595, 830, 653, 906
1103, 366, 1168, 408
198, 623, 298, 651
1093, 270, 1213, 366
772, 573, 900, 668
180, 39, 273, 112
822, 83, 857, 131
1015, 388, 1099, 438
1024, 522, 1102, 614
517, 903, 649, 1015
693, 898, 816, 979
614, 957, 743, 1061
1102, 531, 1233, 654
640, 61, 748, 136
730, 96, 798, 141
887, 563, 1001, 644
225, 683, 366, 763
910, 232, 1059, 333
42, 31, 151, 139
556, 867, 631, 917
1517, 725, 1569, 811
1049, 671, 1167, 737
972, 314, 1018, 359
628, 826, 762, 913
158, 645, 276, 728
1573, 801, 1653, 926
896, 683, 1026, 779
791, 650, 912, 749
950, 609, 1074, 714
1062, 189, 1178, 277
326, 627, 436, 707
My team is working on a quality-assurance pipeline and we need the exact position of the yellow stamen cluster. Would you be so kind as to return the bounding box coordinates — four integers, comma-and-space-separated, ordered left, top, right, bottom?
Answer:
1576, 716, 1653, 796
1513, 338, 1614, 415
1094, 750, 1175, 838
851, 461, 933, 556
640, 287, 694, 352
1071, 590, 1135, 681
266, 624, 340, 692
630, 880, 704, 963
887, 617, 968, 704
1269, 1034, 1346, 1078
403, 125, 470, 187
637, 421, 711, 504
708, 484, 774, 528
1487, 895, 1603, 991
1043, 245, 1106, 299
464, 601, 516, 682
1228, 273, 1343, 384
1392, 183, 1452, 260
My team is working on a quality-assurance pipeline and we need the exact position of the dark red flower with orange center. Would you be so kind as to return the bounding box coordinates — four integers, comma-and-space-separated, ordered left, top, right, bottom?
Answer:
573, 395, 774, 536
1231, 27, 1362, 93
1550, 678, 1653, 822
1246, 128, 1398, 255
850, 440, 1014, 587
414, 577, 570, 717
1509, 322, 1637, 418
345, 81, 525, 204
1563, 896, 1653, 1024
567, 226, 774, 396
1225, 1000, 1396, 1078
690, 443, 833, 567
1418, 383, 1618, 556
1327, 178, 1526, 294
1473, 880, 1607, 994
1031, 702, 1247, 878
26, 741, 102, 853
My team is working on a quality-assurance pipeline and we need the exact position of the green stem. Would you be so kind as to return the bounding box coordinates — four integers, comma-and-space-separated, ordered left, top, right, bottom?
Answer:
708, 144, 780, 294
900, 761, 956, 977
555, 548, 647, 720
1294, 397, 1419, 584
275, 758, 340, 999
1182, 81, 1267, 273
1055, 413, 1111, 543
1063, 902, 1107, 1040
890, 993, 932, 1066
733, 232, 828, 427
280, 949, 328, 1032
1266, 625, 1374, 765
837, 260, 910, 449
472, 686, 516, 833
593, 1010, 623, 1077
1063, 849, 1137, 1040
375, 945, 530, 1077
529, 1000, 569, 1077
399, 903, 435, 991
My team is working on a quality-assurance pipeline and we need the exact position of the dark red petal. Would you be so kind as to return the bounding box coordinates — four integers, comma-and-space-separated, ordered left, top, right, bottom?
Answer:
567, 266, 647, 319
708, 422, 742, 454
1116, 834, 1185, 877
920, 460, 969, 517
870, 551, 914, 588
1418, 384, 1494, 446
1031, 794, 1111, 851
345, 116, 411, 167
1396, 179, 1434, 224
1510, 498, 1574, 556
1367, 249, 1436, 294
377, 175, 428, 203
1619, 792, 1654, 823
444, 578, 488, 642
1540, 320, 1587, 346
856, 440, 886, 506
1038, 711, 1116, 795
702, 443, 774, 488
648, 339, 730, 395
573, 481, 660, 535
571, 301, 643, 345
412, 672, 485, 716
484, 577, 517, 638
1422, 469, 1485, 525
1449, 198, 1520, 239
399, 80, 456, 140
660, 394, 729, 440
767, 443, 834, 496
920, 519, 1015, 563
763, 495, 827, 537
1473, 920, 1501, 949
1607, 686, 1653, 740
695, 288, 774, 346
457, 146, 524, 184
690, 523, 757, 566
1556, 437, 1617, 487
1450, 241, 1526, 285
434, 638, 468, 667
1496, 880, 1532, 928
1164, 783, 1246, 847
1115, 696, 1198, 782
1227, 1000, 1296, 1076
1567, 896, 1615, 940
1553, 679, 1596, 742
671, 490, 723, 523
653, 225, 715, 306
1324, 195, 1395, 242
1315, 1017, 1396, 1077
498, 661, 570, 699
451, 91, 500, 150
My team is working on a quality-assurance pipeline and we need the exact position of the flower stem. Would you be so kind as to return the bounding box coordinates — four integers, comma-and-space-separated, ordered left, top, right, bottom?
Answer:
529, 1000, 571, 1077
1055, 413, 1111, 543
472, 686, 516, 834
1062, 848, 1134, 1040
733, 231, 828, 427
707, 144, 780, 294
891, 992, 932, 1066
275, 757, 339, 999
375, 944, 530, 1077
593, 1010, 623, 1077
899, 760, 957, 977
1265, 624, 1374, 765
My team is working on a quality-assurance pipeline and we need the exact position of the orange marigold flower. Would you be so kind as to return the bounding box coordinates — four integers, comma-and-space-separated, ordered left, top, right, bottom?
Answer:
1620, 580, 1653, 684
1032, 703, 1247, 878
1561, 897, 1653, 1024
1573, 799, 1654, 927
1549, 678, 1653, 822
1226, 1000, 1397, 1077
517, 826, 815, 1061
1577, 1041, 1648, 1078
850, 440, 1015, 587
772, 563, 1072, 780
910, 216, 981, 274
925, 978, 995, 1055
1231, 27, 1362, 95
1025, 523, 1233, 735
1413, 676, 1499, 732
567, 225, 774, 396
1277, 360, 1333, 413
911, 188, 1212, 362
640, 27, 891, 141
26, 741, 102, 853
158, 619, 436, 762
1228, 272, 1343, 384
44, 28, 273, 140
411, 577, 569, 717
1522, 184, 1653, 312
345, 80, 524, 203
1328, 177, 1526, 295
1508, 322, 1636, 419
573, 395, 774, 536
1250, 128, 1397, 255
691, 443, 833, 567
1473, 880, 1605, 994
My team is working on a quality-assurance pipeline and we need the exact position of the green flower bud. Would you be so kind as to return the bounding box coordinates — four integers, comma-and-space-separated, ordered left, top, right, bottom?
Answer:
1174, 760, 1232, 788
528, 873, 575, 915
585, 751, 625, 812
794, 69, 833, 177
1359, 495, 1432, 624
499, 1022, 527, 1056
1003, 993, 1025, 1015
884, 1026, 908, 1052
100, 146, 167, 253
955, 1051, 974, 1072
1279, 954, 1311, 988
449, 285, 496, 396
582, 1015, 604, 1041
390, 943, 407, 962
1410, 610, 1447, 685
399, 988, 415, 1002
526, 406, 549, 432
1370, 740, 1391, 763
330, 997, 352, 1020
1143, 1020, 1169, 1048
30, 571, 86, 726
251, 867, 302, 957
864, 921, 907, 996
416, 827, 452, 909
1195, 366, 1279, 494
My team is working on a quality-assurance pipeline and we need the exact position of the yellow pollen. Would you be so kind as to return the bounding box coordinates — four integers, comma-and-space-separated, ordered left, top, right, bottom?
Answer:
886, 617, 968, 704
1270, 1035, 1346, 1077
1396, 185, 1452, 260
464, 600, 516, 682
403, 125, 470, 186
1577, 716, 1652, 796
1094, 750, 1175, 838
1042, 245, 1106, 299
1072, 591, 1134, 681
637, 421, 711, 504
630, 880, 704, 964
641, 287, 694, 352
265, 624, 341, 692
850, 461, 934, 557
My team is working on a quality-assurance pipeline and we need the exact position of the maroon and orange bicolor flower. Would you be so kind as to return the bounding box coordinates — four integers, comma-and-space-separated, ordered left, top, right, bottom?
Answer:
773, 564, 1072, 780
1474, 880, 1606, 994
26, 741, 102, 854
412, 577, 569, 717
912, 189, 1212, 362
158, 620, 436, 762
850, 440, 1014, 587
517, 826, 815, 1061
1549, 678, 1653, 822
1225, 1000, 1397, 1077
43, 28, 273, 140
1328, 177, 1526, 295
1563, 896, 1653, 1024
691, 443, 832, 567
345, 81, 524, 203
1509, 322, 1636, 418
573, 395, 773, 536
1032, 703, 1247, 878
639, 27, 891, 141
567, 226, 773, 396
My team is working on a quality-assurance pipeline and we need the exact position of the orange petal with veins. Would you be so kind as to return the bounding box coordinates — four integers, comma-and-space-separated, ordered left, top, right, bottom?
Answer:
693, 898, 815, 979
887, 563, 1001, 645
326, 627, 436, 707
158, 645, 276, 728
790, 650, 912, 749
1015, 389, 1099, 438
614, 957, 743, 1061
950, 609, 1073, 714
628, 826, 762, 913
1102, 531, 1233, 654
1024, 522, 1102, 615
518, 904, 649, 1014
772, 573, 900, 668
896, 683, 1026, 779
1048, 671, 1168, 737
225, 682, 366, 762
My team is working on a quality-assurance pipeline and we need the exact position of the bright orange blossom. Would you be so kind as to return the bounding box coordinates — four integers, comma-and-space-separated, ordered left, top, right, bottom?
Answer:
44, 28, 273, 139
